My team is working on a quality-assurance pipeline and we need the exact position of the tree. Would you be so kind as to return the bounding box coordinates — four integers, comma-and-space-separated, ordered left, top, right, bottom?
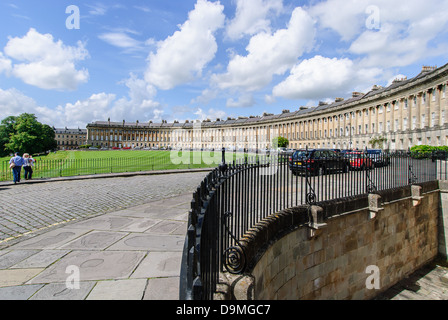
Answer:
0, 116, 17, 156
0, 113, 57, 156
272, 136, 289, 149
369, 136, 387, 149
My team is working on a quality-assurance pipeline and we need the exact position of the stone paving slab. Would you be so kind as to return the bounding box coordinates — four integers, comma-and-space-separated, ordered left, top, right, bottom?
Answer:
86, 279, 148, 300
0, 172, 206, 300
0, 284, 45, 300
375, 262, 448, 300
6, 228, 91, 250
11, 250, 70, 269
107, 234, 185, 251
0, 268, 45, 288
144, 277, 180, 300
131, 251, 182, 278
29, 282, 96, 300
59, 231, 128, 250
28, 251, 147, 283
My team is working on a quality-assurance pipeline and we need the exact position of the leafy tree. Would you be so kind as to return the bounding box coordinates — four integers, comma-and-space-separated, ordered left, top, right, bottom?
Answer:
0, 113, 57, 156
369, 136, 387, 149
0, 116, 17, 156
272, 136, 289, 148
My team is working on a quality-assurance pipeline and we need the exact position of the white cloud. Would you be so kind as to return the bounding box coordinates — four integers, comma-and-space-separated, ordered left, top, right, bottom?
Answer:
58, 92, 116, 126
194, 107, 227, 121
98, 32, 142, 49
309, 0, 369, 42
145, 0, 225, 90
191, 88, 218, 105
0, 72, 162, 128
310, 0, 448, 68
272, 56, 381, 100
85, 3, 108, 16
212, 7, 315, 92
3, 28, 89, 91
226, 94, 255, 108
0, 52, 12, 75
111, 74, 161, 122
225, 0, 283, 40
0, 88, 41, 120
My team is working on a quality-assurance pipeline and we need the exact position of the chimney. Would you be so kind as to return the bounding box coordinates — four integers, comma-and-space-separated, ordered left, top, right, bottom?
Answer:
422, 66, 437, 73
282, 109, 290, 114
352, 92, 364, 98
335, 97, 345, 102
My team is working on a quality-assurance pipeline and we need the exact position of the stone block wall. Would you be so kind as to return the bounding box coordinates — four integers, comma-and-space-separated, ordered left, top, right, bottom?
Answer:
439, 181, 448, 260
226, 181, 440, 300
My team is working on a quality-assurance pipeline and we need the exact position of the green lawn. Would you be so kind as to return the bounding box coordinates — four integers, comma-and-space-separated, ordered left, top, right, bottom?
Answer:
0, 150, 252, 181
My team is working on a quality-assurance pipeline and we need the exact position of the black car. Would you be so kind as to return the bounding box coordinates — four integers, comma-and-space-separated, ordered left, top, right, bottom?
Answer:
288, 149, 350, 176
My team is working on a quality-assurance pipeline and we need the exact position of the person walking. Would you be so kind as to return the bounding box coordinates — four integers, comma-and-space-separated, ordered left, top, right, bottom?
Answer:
9, 152, 24, 184
23, 153, 34, 180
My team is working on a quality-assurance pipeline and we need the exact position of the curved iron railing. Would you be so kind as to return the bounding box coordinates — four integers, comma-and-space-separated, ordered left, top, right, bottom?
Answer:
180, 149, 446, 300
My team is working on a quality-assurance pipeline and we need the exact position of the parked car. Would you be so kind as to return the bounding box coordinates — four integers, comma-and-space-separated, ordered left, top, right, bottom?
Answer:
366, 149, 390, 167
344, 152, 373, 170
289, 149, 350, 176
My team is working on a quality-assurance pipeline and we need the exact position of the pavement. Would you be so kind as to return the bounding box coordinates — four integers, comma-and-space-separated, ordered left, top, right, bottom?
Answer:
0, 169, 447, 300
0, 169, 212, 300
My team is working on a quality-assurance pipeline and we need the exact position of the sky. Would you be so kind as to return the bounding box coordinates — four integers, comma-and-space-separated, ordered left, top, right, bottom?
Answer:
0, 0, 447, 129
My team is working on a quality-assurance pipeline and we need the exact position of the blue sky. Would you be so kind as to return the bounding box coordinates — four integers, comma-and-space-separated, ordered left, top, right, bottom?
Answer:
0, 0, 447, 128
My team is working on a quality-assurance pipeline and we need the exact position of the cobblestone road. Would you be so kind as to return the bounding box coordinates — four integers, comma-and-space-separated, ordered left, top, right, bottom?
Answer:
0, 172, 208, 244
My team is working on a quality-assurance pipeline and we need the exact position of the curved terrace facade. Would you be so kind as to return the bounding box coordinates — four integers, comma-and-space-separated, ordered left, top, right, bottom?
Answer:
86, 63, 448, 151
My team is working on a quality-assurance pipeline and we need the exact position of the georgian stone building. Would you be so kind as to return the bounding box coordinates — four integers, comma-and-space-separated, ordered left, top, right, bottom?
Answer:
54, 127, 87, 150
86, 63, 448, 151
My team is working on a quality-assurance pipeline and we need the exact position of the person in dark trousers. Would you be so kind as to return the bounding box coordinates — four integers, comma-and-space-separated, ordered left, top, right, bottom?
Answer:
9, 152, 25, 184
23, 153, 34, 180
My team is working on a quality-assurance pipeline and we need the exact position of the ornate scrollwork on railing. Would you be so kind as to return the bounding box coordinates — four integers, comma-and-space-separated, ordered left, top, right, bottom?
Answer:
366, 168, 377, 193
306, 192, 317, 205
223, 246, 246, 274
222, 211, 247, 274
408, 164, 418, 184
367, 183, 377, 193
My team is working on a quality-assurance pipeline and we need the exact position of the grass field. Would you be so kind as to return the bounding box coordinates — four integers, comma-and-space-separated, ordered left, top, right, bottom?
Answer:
0, 150, 251, 182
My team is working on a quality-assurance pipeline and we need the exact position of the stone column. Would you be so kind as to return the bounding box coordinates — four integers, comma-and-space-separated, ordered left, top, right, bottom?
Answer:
438, 181, 448, 261
416, 92, 422, 129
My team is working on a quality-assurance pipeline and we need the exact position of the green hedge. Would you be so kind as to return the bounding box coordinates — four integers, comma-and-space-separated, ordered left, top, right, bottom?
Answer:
410, 145, 448, 159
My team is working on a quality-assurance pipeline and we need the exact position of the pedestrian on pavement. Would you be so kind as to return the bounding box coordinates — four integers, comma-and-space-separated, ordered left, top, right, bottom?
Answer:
9, 152, 25, 184
23, 153, 34, 180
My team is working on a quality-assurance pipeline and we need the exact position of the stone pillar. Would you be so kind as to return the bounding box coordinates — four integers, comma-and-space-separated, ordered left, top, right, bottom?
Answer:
416, 92, 423, 129
439, 181, 448, 261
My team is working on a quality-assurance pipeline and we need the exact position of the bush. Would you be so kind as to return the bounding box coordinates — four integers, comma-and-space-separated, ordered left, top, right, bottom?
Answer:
410, 145, 448, 159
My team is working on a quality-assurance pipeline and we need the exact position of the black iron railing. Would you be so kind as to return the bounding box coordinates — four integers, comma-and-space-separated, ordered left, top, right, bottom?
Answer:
180, 149, 448, 300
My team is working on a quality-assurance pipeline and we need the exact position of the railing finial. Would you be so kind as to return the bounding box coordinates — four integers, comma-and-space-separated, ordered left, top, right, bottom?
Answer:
219, 147, 228, 174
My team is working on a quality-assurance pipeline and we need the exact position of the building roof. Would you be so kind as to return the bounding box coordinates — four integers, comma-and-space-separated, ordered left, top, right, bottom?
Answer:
54, 128, 87, 134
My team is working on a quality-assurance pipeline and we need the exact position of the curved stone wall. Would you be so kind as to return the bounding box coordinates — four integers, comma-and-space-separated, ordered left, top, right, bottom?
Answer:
222, 181, 440, 300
